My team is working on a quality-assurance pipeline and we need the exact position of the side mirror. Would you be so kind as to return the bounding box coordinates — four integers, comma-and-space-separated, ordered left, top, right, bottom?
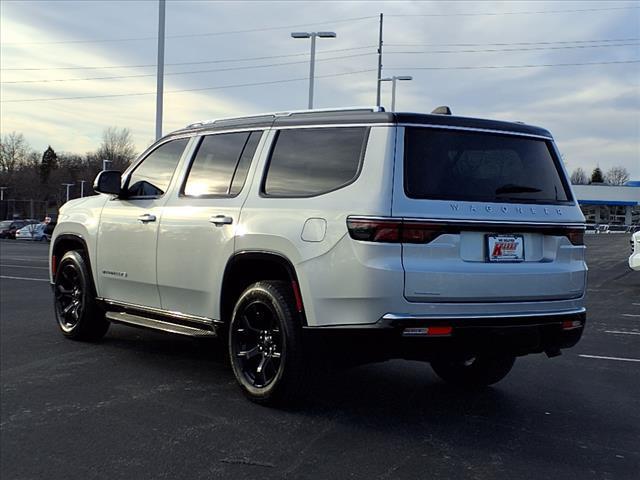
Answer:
94, 170, 123, 195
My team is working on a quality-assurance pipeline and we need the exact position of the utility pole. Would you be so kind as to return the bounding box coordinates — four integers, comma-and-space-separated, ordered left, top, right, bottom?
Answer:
376, 13, 384, 107
79, 180, 86, 198
155, 0, 166, 140
62, 183, 74, 203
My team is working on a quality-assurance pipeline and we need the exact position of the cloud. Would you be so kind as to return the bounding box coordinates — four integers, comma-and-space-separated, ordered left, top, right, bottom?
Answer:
1, 0, 638, 179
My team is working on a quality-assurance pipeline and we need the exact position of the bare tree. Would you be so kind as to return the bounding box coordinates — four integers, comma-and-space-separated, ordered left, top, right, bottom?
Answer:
570, 167, 588, 185
96, 127, 137, 171
0, 132, 32, 173
604, 166, 630, 185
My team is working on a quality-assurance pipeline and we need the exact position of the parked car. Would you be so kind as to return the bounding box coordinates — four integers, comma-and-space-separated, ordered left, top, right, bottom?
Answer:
630, 231, 640, 271
16, 223, 50, 242
50, 107, 587, 405
0, 219, 37, 239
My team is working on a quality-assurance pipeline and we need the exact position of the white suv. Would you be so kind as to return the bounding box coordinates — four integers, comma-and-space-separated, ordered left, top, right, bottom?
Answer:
630, 231, 640, 270
50, 107, 587, 404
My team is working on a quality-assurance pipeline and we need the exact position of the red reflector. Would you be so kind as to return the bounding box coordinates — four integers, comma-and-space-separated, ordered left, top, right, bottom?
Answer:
565, 229, 585, 246
562, 320, 583, 330
427, 326, 453, 336
291, 281, 303, 313
51, 255, 57, 277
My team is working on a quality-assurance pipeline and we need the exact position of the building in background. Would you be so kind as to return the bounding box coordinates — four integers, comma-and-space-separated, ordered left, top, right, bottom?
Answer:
573, 181, 640, 226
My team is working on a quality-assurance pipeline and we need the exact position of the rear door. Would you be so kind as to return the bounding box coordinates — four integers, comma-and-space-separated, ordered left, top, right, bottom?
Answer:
97, 137, 190, 307
156, 130, 265, 319
393, 126, 586, 303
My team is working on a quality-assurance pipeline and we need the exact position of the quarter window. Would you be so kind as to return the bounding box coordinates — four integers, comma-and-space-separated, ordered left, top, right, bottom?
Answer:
127, 138, 189, 197
263, 127, 368, 197
183, 131, 261, 197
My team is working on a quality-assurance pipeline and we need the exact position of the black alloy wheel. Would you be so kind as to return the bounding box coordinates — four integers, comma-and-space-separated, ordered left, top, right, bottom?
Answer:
229, 281, 306, 405
232, 301, 283, 389
53, 250, 109, 340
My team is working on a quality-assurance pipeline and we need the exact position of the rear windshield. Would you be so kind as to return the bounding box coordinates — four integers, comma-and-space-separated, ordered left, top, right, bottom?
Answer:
404, 127, 571, 204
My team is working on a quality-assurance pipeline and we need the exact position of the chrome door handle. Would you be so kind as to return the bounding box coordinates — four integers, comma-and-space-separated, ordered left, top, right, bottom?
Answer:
209, 215, 233, 226
137, 213, 156, 223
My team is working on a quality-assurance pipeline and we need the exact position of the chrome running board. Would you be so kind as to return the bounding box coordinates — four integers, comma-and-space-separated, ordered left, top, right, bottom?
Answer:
106, 311, 218, 338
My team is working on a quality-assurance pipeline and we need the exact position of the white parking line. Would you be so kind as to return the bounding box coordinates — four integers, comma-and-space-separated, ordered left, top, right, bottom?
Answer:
579, 354, 640, 363
0, 275, 49, 282
0, 257, 48, 262
605, 330, 640, 336
633, 303, 640, 307
622, 314, 640, 318
0, 264, 48, 270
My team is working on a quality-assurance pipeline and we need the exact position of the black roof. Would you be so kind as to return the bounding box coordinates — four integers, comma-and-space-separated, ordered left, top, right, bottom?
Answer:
170, 109, 552, 138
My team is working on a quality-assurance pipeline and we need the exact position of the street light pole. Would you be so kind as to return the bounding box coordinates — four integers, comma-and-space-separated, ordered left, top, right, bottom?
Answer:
380, 75, 413, 112
291, 31, 337, 109
62, 183, 75, 203
102, 159, 111, 171
79, 180, 86, 198
0, 187, 6, 201
155, 0, 166, 140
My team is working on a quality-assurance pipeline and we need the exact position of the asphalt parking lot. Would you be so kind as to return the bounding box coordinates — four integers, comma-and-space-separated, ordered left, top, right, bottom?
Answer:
1, 235, 638, 480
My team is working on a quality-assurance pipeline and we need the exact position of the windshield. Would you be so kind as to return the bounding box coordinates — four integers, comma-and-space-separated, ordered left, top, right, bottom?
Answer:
404, 127, 572, 204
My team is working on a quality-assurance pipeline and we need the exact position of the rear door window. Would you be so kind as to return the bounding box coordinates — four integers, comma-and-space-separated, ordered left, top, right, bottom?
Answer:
263, 127, 368, 197
404, 127, 571, 204
183, 131, 261, 197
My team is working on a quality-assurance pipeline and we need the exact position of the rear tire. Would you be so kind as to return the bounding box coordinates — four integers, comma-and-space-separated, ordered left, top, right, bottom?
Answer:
228, 281, 306, 406
431, 355, 515, 388
54, 250, 109, 341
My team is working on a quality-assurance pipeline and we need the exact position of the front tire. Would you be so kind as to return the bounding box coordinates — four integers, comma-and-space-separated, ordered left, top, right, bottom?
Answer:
54, 250, 109, 341
228, 281, 306, 405
431, 355, 516, 388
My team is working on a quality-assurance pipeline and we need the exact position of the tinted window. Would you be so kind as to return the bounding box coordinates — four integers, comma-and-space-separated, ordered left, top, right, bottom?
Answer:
184, 131, 260, 197
127, 138, 188, 197
264, 127, 367, 197
404, 128, 571, 204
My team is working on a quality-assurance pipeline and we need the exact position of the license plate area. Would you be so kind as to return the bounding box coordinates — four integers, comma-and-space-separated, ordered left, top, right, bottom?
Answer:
486, 234, 524, 262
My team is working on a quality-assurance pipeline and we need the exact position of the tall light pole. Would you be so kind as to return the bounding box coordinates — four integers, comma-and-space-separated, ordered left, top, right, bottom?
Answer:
79, 180, 86, 198
102, 159, 111, 171
380, 75, 413, 112
155, 0, 166, 140
62, 183, 75, 203
0, 187, 7, 201
291, 31, 337, 109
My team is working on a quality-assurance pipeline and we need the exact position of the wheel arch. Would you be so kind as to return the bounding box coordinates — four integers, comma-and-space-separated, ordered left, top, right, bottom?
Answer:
51, 234, 95, 287
220, 251, 307, 326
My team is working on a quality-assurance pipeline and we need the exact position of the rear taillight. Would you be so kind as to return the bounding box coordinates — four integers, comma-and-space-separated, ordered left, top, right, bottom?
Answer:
564, 228, 585, 246
346, 218, 448, 244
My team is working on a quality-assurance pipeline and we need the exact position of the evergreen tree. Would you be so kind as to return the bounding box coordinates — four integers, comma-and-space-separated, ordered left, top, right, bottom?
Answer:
590, 167, 604, 184
40, 146, 58, 183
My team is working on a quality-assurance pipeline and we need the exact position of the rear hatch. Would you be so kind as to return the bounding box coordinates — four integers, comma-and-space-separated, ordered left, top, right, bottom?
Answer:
394, 125, 586, 303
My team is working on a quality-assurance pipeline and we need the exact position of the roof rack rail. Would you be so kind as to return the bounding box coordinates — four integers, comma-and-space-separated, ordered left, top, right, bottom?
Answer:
185, 106, 385, 129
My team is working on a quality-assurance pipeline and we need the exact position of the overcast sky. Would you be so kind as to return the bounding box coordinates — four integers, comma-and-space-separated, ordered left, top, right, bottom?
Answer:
1, 0, 638, 178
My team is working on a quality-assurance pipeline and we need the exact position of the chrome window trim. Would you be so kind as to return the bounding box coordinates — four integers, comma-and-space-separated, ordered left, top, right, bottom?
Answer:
399, 123, 553, 140
273, 123, 394, 130
98, 298, 222, 326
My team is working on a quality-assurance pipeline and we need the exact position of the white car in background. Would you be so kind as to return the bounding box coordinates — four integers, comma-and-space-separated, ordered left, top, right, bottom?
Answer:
16, 223, 50, 242
630, 231, 640, 271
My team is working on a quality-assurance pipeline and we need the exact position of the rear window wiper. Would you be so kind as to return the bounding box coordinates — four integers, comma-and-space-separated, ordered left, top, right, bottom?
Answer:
495, 184, 542, 195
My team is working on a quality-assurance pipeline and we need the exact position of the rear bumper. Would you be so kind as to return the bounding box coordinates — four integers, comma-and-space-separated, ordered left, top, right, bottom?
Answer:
304, 309, 586, 362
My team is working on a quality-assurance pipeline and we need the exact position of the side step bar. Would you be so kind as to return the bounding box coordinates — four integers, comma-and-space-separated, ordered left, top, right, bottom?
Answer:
106, 311, 218, 338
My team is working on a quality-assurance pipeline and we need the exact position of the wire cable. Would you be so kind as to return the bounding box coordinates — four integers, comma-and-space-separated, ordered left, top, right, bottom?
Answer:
1, 15, 377, 46
385, 59, 640, 70
0, 69, 377, 103
1, 45, 377, 71
386, 5, 640, 17
1, 53, 376, 84
384, 42, 640, 56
